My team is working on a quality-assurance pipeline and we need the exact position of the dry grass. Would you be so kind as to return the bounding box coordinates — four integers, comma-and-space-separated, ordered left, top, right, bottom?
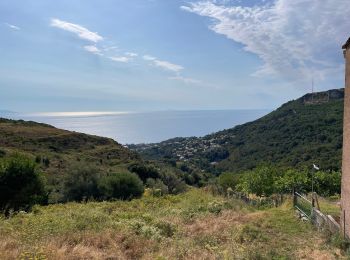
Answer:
0, 189, 345, 259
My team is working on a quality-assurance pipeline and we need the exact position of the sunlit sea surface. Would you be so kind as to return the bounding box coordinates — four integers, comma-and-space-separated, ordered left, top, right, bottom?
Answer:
3, 110, 270, 144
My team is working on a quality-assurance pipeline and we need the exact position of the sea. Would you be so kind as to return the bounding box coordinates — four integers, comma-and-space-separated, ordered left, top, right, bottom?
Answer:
1, 110, 270, 144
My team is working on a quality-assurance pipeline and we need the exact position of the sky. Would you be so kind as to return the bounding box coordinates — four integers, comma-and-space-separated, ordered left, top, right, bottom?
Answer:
0, 0, 349, 112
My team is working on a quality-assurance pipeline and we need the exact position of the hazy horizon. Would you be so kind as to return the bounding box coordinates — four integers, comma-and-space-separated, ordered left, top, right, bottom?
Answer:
2, 109, 270, 144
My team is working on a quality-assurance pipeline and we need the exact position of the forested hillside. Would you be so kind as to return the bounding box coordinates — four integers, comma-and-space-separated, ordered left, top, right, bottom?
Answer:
131, 89, 344, 173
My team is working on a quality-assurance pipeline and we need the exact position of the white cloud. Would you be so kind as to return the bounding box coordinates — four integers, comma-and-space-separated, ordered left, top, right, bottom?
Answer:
143, 55, 184, 72
50, 18, 103, 43
143, 55, 156, 61
84, 45, 102, 55
104, 46, 118, 51
109, 56, 130, 63
169, 76, 201, 84
5, 23, 20, 30
153, 60, 184, 72
181, 0, 350, 83
125, 52, 138, 57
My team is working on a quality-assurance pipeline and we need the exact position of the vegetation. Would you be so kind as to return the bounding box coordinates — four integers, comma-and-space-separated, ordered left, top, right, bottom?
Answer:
0, 118, 190, 207
63, 166, 144, 201
132, 89, 344, 174
0, 154, 47, 214
0, 189, 344, 259
217, 165, 341, 198
0, 89, 345, 258
98, 172, 144, 200
63, 164, 101, 202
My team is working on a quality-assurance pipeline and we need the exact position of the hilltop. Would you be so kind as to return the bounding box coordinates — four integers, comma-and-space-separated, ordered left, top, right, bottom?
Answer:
0, 118, 138, 162
130, 89, 344, 173
0, 118, 142, 202
0, 117, 194, 204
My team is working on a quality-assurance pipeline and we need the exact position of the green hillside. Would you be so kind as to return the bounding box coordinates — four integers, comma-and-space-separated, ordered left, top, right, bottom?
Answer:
0, 118, 142, 202
131, 89, 344, 173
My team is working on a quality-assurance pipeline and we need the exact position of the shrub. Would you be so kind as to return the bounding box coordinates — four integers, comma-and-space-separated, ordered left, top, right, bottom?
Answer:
0, 149, 5, 158
128, 163, 160, 182
218, 172, 241, 192
160, 170, 186, 194
98, 172, 144, 200
0, 154, 47, 213
145, 178, 168, 195
63, 164, 101, 202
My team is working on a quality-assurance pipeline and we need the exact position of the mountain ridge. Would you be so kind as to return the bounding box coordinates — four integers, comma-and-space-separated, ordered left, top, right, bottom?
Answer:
130, 88, 344, 173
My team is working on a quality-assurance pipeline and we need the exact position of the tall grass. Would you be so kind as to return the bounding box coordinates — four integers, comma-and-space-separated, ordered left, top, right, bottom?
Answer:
0, 188, 343, 259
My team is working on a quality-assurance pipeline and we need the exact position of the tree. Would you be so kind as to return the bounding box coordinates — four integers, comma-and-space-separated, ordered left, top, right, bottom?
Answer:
0, 154, 47, 213
314, 170, 341, 196
274, 169, 309, 194
237, 165, 279, 197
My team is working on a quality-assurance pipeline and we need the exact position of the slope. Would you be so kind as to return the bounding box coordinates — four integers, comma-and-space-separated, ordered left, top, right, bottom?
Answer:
131, 89, 344, 173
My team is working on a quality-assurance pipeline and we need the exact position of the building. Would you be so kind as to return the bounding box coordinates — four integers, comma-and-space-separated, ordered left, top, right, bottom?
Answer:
341, 37, 350, 238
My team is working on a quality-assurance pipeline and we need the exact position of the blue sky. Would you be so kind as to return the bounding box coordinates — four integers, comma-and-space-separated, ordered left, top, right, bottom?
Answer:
0, 0, 349, 112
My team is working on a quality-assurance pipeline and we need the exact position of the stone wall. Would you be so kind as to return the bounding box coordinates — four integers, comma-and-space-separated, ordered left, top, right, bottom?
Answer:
311, 209, 340, 234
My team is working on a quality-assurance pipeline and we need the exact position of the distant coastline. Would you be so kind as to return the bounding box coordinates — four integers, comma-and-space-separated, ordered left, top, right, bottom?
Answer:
1, 109, 270, 144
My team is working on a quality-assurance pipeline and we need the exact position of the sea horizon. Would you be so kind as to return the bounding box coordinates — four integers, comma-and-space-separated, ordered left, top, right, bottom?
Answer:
1, 109, 271, 144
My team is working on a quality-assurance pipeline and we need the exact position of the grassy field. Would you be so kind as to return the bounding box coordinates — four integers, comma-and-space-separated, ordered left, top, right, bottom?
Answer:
0, 188, 344, 260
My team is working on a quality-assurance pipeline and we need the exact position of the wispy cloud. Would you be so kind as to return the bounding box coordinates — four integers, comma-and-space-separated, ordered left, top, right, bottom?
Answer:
143, 55, 184, 72
103, 46, 119, 51
169, 76, 201, 84
181, 0, 350, 83
143, 55, 156, 61
50, 19, 188, 79
125, 52, 138, 57
153, 60, 184, 72
4, 23, 20, 30
109, 56, 130, 63
84, 45, 102, 55
50, 18, 103, 43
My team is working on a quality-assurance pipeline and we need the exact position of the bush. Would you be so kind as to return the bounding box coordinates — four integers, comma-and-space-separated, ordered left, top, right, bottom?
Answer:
0, 154, 47, 213
63, 164, 101, 202
128, 163, 160, 182
0, 149, 6, 158
146, 178, 168, 195
160, 170, 186, 194
218, 172, 242, 192
98, 172, 144, 200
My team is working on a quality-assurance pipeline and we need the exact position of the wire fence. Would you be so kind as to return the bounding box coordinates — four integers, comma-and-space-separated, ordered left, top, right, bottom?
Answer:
294, 192, 313, 219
